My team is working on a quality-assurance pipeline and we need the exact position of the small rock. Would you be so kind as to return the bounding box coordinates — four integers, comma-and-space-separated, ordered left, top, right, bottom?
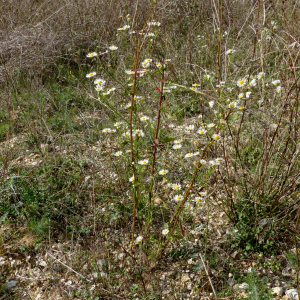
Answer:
272, 287, 284, 297
187, 258, 196, 265
187, 282, 193, 290
118, 253, 125, 260
231, 250, 239, 259
154, 196, 162, 205
228, 277, 235, 287
97, 259, 106, 269
181, 273, 190, 283
6, 280, 18, 289
286, 289, 299, 300
239, 282, 249, 291
100, 272, 107, 278
92, 272, 98, 279
39, 260, 47, 267
52, 263, 62, 273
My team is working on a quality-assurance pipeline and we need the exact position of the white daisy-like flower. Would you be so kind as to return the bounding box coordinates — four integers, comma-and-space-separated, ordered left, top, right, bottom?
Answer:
237, 78, 246, 87
193, 152, 200, 156
209, 160, 218, 166
209, 101, 214, 108
102, 128, 111, 133
186, 125, 194, 131
225, 49, 236, 55
192, 83, 200, 87
159, 169, 169, 175
174, 126, 184, 132
185, 153, 194, 158
95, 84, 104, 92
207, 123, 215, 129
173, 139, 182, 144
140, 116, 150, 122
125, 70, 135, 75
86, 72, 96, 78
200, 159, 206, 165
190, 86, 199, 92
172, 183, 181, 191
199, 191, 207, 197
86, 52, 98, 58
163, 88, 171, 93
173, 144, 182, 150
134, 129, 145, 137
185, 202, 193, 210
249, 79, 257, 87
109, 45, 118, 51
174, 195, 183, 201
257, 72, 265, 80
272, 79, 281, 86
114, 122, 122, 127
238, 93, 244, 99
129, 176, 135, 182
204, 74, 212, 80
228, 102, 236, 109
212, 134, 221, 141
122, 131, 130, 137
215, 157, 224, 163
94, 78, 106, 85
114, 151, 123, 157
138, 159, 149, 165
238, 105, 245, 110
137, 70, 146, 77
142, 58, 152, 68
162, 229, 169, 235
136, 235, 143, 243
197, 128, 207, 135
246, 91, 251, 98
276, 86, 283, 93
128, 83, 133, 86
117, 25, 130, 31
220, 119, 226, 124
194, 197, 203, 204
107, 87, 116, 94
167, 183, 173, 188
216, 81, 225, 88
148, 21, 161, 26
126, 103, 131, 109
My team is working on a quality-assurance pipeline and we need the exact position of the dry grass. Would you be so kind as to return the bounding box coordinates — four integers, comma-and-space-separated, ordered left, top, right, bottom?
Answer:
1, 0, 300, 299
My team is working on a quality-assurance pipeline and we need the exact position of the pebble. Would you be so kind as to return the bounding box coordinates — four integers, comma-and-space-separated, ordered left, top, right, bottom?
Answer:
239, 282, 249, 291
286, 289, 299, 300
39, 260, 47, 267
6, 280, 18, 289
181, 273, 190, 283
272, 287, 284, 297
118, 253, 125, 260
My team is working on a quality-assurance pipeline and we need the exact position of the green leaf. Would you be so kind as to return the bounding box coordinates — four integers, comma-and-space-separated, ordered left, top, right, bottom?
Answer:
160, 137, 175, 143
